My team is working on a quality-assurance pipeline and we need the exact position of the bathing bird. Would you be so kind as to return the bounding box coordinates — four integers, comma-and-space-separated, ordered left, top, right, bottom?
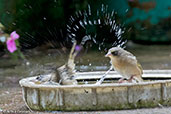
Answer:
35, 42, 78, 85
105, 47, 143, 83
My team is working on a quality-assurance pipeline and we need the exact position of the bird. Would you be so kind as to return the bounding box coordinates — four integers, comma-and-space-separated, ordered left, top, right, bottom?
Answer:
105, 47, 143, 83
34, 42, 78, 85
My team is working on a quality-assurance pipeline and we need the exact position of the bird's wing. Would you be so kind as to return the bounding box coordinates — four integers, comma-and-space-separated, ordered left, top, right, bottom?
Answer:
126, 52, 143, 75
126, 55, 137, 63
125, 54, 143, 75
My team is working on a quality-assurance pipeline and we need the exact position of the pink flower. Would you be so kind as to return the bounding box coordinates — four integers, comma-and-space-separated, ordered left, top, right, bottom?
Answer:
7, 39, 17, 53
10, 31, 19, 40
6, 31, 20, 53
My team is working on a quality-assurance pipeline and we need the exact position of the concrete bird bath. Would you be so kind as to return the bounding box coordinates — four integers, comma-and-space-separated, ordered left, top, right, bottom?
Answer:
19, 70, 171, 111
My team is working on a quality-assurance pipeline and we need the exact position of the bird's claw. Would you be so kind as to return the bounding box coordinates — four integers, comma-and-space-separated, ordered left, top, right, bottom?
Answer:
118, 78, 127, 83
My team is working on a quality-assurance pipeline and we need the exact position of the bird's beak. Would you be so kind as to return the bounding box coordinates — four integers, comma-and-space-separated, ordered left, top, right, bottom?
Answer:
105, 52, 112, 57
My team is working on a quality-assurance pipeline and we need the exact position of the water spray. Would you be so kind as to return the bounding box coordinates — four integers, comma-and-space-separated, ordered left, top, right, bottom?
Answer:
95, 65, 113, 85
66, 4, 127, 50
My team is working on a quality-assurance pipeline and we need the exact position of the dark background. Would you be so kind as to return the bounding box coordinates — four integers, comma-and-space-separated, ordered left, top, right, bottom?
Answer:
0, 0, 170, 50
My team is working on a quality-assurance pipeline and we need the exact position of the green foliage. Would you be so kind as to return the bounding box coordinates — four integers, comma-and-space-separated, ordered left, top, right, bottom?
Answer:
0, 0, 170, 46
0, 0, 89, 48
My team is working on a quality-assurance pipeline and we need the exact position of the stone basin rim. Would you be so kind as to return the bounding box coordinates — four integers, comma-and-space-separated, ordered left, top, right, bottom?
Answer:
19, 72, 171, 89
19, 70, 171, 111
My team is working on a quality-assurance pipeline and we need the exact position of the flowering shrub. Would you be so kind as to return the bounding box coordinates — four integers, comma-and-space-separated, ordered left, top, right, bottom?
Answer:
0, 30, 24, 59
6, 31, 20, 53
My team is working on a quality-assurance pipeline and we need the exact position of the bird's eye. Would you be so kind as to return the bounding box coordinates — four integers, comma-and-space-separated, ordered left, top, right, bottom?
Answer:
111, 51, 118, 56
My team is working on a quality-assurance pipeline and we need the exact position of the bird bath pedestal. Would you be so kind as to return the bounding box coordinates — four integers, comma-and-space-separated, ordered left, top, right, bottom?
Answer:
19, 70, 171, 111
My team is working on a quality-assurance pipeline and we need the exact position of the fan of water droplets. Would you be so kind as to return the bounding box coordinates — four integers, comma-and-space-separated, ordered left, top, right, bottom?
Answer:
66, 4, 127, 50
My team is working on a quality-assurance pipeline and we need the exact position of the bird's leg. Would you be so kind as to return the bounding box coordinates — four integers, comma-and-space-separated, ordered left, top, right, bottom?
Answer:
127, 76, 134, 83
118, 78, 127, 83
127, 75, 142, 83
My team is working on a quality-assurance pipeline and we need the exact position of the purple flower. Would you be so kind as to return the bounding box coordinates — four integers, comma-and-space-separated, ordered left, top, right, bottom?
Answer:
6, 31, 19, 53
75, 45, 81, 51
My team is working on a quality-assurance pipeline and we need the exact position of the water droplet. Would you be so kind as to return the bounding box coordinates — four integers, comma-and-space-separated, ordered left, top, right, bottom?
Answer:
120, 42, 126, 47
12, 22, 16, 25
113, 24, 116, 30
68, 35, 72, 38
118, 29, 122, 36
98, 19, 101, 24
104, 20, 108, 25
112, 42, 117, 46
69, 18, 73, 23
79, 10, 82, 16
26, 62, 30, 66
88, 5, 91, 15
105, 5, 108, 12
97, 10, 99, 16
67, 25, 71, 29
125, 9, 129, 12
118, 40, 122, 44
81, 35, 91, 45
111, 11, 114, 17
94, 20, 97, 24
75, 25, 79, 29
43, 17, 47, 20
117, 36, 121, 40
141, 27, 146, 30
84, 21, 87, 25
88, 20, 92, 25
99, 45, 101, 50
85, 81, 88, 84
113, 20, 115, 24
28, 5, 32, 9
19, 9, 24, 13
101, 4, 104, 12
70, 16, 74, 21
79, 21, 85, 28
6, 11, 10, 14
76, 12, 79, 18
73, 27, 77, 31
67, 29, 71, 32
71, 33, 76, 37
84, 11, 88, 17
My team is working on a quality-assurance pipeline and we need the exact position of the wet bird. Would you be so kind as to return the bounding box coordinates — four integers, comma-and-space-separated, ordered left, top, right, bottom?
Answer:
34, 42, 78, 85
105, 47, 143, 83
